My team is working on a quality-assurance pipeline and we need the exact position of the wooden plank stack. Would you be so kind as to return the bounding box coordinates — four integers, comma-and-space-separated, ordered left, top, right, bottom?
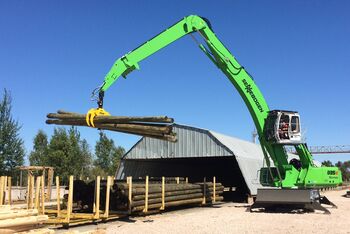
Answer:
46, 110, 176, 142
0, 206, 51, 233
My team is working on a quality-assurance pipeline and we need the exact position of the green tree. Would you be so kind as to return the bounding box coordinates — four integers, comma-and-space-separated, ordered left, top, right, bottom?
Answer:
47, 127, 70, 181
113, 145, 125, 171
335, 161, 350, 182
43, 127, 93, 183
94, 132, 125, 176
79, 139, 93, 178
0, 89, 25, 176
67, 127, 92, 177
29, 130, 49, 166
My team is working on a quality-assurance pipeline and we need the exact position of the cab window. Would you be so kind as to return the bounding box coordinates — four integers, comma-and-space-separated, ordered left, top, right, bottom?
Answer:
291, 116, 300, 133
279, 115, 289, 130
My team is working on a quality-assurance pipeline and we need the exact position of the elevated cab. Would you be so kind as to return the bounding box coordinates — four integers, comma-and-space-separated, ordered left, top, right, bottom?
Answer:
264, 110, 302, 144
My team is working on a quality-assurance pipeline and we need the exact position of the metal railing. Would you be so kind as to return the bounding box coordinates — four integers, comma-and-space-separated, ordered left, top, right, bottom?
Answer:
286, 145, 350, 155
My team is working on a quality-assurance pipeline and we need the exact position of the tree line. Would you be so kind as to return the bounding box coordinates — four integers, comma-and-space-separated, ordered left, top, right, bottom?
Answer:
28, 128, 125, 183
0, 89, 125, 184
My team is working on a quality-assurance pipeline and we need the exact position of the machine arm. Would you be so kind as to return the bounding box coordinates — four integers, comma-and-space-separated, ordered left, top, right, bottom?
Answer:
99, 15, 269, 135
100, 16, 206, 91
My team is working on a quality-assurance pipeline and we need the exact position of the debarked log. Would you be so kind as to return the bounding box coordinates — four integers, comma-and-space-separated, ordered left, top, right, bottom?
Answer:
116, 183, 223, 195
46, 120, 172, 133
0, 209, 38, 220
50, 111, 174, 123
131, 193, 222, 207
46, 110, 177, 142
0, 215, 48, 228
132, 187, 223, 200
132, 196, 224, 212
116, 182, 222, 189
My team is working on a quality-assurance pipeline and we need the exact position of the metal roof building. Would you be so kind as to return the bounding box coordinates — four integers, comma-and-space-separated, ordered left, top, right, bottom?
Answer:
116, 124, 270, 198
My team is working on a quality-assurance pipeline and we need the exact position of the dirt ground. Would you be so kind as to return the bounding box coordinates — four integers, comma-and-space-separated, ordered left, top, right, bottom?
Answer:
61, 189, 350, 234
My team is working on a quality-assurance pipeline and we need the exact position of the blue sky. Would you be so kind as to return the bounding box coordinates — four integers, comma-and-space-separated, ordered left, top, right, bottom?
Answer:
1, 0, 349, 163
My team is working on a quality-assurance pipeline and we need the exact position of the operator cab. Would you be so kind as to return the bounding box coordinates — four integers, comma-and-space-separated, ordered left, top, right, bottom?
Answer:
264, 110, 302, 144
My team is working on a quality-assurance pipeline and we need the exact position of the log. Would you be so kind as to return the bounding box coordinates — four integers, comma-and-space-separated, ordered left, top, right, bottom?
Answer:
0, 215, 48, 228
66, 179, 224, 213
132, 198, 203, 212
57, 110, 81, 115
131, 187, 224, 199
131, 193, 220, 207
0, 209, 38, 220
46, 110, 176, 142
45, 120, 174, 135
100, 125, 172, 136
106, 128, 177, 142
116, 184, 224, 211
45, 120, 177, 142
0, 226, 54, 234
132, 133, 177, 143
117, 183, 223, 195
132, 187, 223, 201
46, 122, 176, 142
47, 112, 174, 123
46, 110, 177, 142
128, 188, 223, 197
0, 206, 12, 212
132, 196, 224, 212
117, 181, 222, 186
46, 120, 172, 133
127, 185, 224, 193
117, 181, 222, 189
113, 190, 223, 210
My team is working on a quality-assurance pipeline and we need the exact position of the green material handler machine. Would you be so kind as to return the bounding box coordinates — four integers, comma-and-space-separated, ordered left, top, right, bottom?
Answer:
91, 15, 342, 213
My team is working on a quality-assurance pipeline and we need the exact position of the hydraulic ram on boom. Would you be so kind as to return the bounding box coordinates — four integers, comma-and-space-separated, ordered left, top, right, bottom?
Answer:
92, 15, 342, 213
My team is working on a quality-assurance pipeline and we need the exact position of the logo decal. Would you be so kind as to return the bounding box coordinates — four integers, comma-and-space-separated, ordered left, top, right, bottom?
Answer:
242, 79, 264, 113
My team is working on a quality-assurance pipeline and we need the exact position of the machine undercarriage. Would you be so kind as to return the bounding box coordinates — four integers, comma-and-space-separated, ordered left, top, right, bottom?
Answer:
250, 188, 337, 214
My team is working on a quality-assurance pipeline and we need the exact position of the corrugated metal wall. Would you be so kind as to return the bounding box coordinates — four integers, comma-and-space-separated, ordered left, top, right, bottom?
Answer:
118, 124, 265, 196
124, 125, 232, 159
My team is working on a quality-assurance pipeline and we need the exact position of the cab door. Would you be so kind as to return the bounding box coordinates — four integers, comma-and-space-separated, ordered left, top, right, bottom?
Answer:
289, 114, 301, 143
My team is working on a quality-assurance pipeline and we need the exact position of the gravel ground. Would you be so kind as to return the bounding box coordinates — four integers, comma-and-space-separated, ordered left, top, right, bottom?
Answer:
59, 189, 350, 234
105, 189, 350, 234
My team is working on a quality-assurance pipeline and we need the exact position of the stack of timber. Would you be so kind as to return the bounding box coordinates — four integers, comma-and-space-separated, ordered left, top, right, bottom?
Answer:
0, 206, 50, 233
69, 179, 223, 214
46, 110, 176, 142
117, 181, 224, 213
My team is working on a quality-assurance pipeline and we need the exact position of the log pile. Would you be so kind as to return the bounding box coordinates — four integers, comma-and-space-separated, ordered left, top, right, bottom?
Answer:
69, 179, 223, 214
46, 110, 177, 142
117, 181, 224, 213
0, 206, 51, 233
